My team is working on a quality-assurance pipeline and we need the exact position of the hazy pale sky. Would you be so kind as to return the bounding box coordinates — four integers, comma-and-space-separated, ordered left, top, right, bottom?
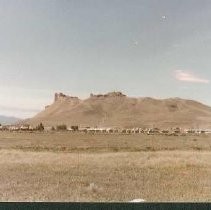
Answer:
1, 0, 211, 118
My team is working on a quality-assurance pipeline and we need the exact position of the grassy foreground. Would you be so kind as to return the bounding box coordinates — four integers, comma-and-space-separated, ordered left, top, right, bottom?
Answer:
0, 132, 210, 201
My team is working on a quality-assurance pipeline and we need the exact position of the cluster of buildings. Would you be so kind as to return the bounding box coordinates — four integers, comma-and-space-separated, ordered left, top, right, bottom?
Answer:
0, 124, 210, 135
70, 127, 211, 135
0, 124, 35, 131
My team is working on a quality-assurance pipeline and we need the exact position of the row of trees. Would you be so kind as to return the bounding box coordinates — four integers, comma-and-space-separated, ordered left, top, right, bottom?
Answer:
35, 123, 78, 131
29, 123, 78, 131
29, 123, 72, 131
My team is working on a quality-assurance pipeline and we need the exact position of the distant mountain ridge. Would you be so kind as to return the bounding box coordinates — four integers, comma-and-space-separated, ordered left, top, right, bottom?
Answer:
24, 91, 211, 129
0, 115, 21, 125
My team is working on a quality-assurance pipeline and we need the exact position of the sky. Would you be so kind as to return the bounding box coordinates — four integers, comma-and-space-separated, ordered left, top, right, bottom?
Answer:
1, 0, 211, 118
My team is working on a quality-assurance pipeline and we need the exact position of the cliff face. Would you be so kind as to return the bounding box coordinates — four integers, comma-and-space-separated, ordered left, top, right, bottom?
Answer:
54, 93, 79, 102
25, 91, 211, 129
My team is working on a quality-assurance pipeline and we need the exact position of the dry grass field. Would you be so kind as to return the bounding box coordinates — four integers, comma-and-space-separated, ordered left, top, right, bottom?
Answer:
0, 131, 211, 201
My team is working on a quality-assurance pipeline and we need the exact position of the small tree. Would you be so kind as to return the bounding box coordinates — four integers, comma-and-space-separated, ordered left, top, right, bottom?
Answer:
36, 123, 44, 131
71, 125, 79, 131
56, 124, 67, 131
51, 126, 55, 131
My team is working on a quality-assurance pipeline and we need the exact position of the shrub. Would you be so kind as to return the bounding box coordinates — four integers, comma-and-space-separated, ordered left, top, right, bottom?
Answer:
71, 125, 79, 131
56, 124, 67, 131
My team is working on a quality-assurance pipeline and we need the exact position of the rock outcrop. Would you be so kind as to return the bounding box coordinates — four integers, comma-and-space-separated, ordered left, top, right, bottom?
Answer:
54, 92, 79, 102
90, 91, 126, 98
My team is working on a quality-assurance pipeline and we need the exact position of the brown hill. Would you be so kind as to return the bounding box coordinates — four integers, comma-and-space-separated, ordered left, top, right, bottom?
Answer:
25, 92, 211, 129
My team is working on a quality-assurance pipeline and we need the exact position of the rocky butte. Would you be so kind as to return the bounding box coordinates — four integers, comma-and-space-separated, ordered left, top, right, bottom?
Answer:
24, 91, 211, 129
